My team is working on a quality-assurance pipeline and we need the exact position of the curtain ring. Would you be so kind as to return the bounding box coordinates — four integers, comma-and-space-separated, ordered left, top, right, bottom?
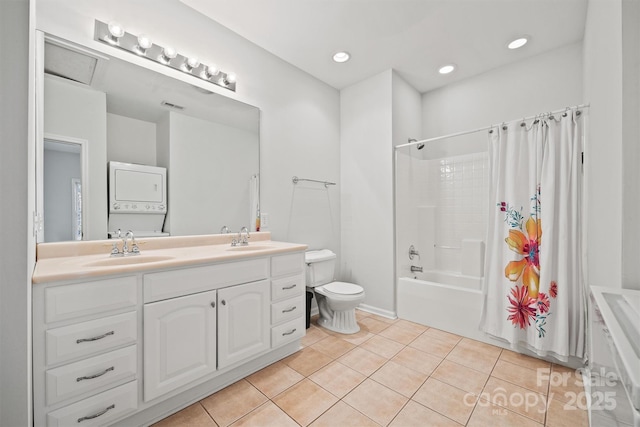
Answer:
562, 107, 569, 117
502, 122, 508, 131
520, 118, 526, 127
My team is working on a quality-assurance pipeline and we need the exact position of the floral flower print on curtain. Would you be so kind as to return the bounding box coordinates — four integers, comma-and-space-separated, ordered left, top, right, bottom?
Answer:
499, 187, 557, 338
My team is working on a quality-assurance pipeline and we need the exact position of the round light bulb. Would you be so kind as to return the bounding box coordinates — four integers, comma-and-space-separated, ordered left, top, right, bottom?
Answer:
205, 64, 219, 78
226, 72, 237, 83
438, 64, 456, 74
185, 57, 200, 71
137, 34, 153, 50
332, 51, 350, 63
107, 22, 125, 38
160, 46, 177, 63
508, 37, 529, 49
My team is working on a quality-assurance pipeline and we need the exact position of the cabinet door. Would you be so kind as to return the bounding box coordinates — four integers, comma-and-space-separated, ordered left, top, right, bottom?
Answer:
143, 290, 217, 402
218, 280, 270, 369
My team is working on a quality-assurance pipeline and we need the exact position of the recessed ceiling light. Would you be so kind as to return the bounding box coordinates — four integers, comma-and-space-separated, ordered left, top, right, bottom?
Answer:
438, 64, 456, 74
508, 36, 529, 49
333, 51, 350, 63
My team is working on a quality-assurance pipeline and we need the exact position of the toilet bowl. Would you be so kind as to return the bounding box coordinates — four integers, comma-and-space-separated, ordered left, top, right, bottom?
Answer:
305, 250, 365, 334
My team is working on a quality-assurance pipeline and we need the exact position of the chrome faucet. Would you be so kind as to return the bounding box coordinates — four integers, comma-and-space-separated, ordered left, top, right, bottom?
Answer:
111, 229, 140, 256
410, 265, 423, 273
110, 229, 122, 255
409, 245, 420, 260
220, 225, 230, 234
231, 227, 250, 246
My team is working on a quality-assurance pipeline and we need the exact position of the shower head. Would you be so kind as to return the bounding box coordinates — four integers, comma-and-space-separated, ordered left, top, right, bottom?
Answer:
409, 138, 425, 150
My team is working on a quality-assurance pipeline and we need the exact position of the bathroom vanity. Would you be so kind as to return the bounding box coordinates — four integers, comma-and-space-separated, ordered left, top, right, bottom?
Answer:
32, 233, 306, 426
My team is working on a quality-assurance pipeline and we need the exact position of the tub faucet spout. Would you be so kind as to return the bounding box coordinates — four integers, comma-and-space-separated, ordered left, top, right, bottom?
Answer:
410, 265, 423, 273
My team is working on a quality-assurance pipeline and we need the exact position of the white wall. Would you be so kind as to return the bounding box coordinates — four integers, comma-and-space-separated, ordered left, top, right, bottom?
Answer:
0, 0, 32, 425
341, 70, 395, 315
107, 113, 157, 166
36, 0, 340, 254
160, 112, 259, 235
583, 0, 623, 289
621, 0, 640, 290
44, 76, 108, 240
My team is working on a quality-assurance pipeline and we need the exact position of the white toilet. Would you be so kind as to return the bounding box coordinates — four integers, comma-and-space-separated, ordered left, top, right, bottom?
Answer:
305, 249, 365, 334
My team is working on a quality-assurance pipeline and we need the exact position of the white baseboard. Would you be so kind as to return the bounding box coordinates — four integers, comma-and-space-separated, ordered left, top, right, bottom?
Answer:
357, 304, 397, 319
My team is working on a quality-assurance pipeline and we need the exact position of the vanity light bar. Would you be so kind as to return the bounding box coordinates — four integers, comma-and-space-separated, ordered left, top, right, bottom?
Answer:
94, 20, 236, 92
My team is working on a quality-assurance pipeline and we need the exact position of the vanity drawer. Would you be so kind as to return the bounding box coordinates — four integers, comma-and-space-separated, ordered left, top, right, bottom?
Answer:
44, 276, 137, 324
271, 252, 304, 278
46, 380, 137, 427
46, 312, 137, 366
272, 295, 305, 325
271, 317, 305, 348
144, 258, 269, 303
271, 274, 304, 302
45, 345, 137, 406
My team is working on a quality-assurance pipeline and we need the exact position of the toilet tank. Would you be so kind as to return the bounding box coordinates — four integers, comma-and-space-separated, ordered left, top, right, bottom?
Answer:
305, 250, 336, 287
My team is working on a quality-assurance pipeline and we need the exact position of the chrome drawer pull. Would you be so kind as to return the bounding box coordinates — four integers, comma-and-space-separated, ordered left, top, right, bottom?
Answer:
76, 366, 114, 382
282, 284, 297, 290
77, 404, 115, 423
76, 331, 114, 344
282, 306, 297, 313
282, 328, 297, 336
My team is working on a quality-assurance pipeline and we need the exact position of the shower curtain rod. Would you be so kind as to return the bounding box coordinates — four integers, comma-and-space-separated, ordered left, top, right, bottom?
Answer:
395, 103, 590, 150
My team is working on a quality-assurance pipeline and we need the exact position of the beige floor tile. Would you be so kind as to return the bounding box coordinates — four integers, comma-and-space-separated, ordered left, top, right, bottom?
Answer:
545, 396, 589, 427
412, 378, 476, 425
466, 401, 543, 427
371, 360, 429, 397
282, 347, 333, 377
272, 379, 338, 426
200, 380, 267, 427
446, 345, 500, 374
499, 349, 551, 373
332, 327, 375, 346
391, 346, 443, 376
393, 319, 429, 335
421, 328, 462, 347
491, 359, 548, 395
481, 376, 547, 424
409, 334, 456, 358
309, 401, 379, 427
355, 309, 373, 320
359, 335, 405, 359
310, 335, 356, 359
301, 325, 330, 347
431, 359, 489, 395
378, 324, 423, 345
338, 347, 388, 376
309, 361, 366, 398
343, 379, 408, 426
456, 338, 502, 357
390, 400, 463, 427
152, 403, 217, 427
230, 402, 298, 427
246, 361, 304, 398
358, 317, 391, 334
548, 363, 585, 404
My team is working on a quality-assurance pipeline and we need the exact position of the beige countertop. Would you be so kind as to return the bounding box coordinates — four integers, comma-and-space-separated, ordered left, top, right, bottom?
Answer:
33, 232, 308, 284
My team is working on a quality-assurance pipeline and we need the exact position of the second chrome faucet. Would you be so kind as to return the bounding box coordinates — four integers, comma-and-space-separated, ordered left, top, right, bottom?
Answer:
231, 226, 250, 246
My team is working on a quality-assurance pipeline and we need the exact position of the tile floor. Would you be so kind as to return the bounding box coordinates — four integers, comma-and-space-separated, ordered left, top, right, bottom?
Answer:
153, 310, 588, 427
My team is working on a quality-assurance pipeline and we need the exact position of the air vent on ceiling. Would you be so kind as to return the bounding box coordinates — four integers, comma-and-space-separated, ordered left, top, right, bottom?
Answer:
161, 101, 185, 110
44, 42, 99, 85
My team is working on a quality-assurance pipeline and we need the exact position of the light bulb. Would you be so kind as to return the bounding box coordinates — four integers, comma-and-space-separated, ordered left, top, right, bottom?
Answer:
106, 22, 125, 44
438, 64, 456, 74
332, 51, 350, 63
160, 46, 177, 64
508, 37, 529, 49
204, 64, 219, 79
184, 57, 200, 72
135, 34, 153, 55
225, 72, 237, 84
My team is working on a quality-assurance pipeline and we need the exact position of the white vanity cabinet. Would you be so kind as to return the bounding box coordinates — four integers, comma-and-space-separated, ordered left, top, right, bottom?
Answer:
33, 276, 139, 427
143, 290, 218, 402
33, 247, 306, 426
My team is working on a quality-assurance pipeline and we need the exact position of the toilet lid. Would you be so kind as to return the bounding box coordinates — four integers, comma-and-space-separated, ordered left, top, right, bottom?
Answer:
322, 281, 363, 295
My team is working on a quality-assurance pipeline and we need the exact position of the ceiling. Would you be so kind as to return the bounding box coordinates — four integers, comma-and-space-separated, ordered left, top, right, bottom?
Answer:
179, 0, 587, 93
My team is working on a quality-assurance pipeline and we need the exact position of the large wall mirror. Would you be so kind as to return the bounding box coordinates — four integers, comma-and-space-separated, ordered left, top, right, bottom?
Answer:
40, 35, 260, 242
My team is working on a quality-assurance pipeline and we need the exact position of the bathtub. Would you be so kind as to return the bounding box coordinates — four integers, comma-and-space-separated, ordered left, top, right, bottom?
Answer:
397, 270, 486, 341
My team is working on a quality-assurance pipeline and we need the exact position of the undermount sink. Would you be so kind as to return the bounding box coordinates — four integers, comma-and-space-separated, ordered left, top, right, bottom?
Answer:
226, 245, 275, 252
84, 255, 175, 267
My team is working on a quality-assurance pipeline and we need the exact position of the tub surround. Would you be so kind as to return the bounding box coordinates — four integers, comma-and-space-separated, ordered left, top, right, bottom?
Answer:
33, 231, 307, 283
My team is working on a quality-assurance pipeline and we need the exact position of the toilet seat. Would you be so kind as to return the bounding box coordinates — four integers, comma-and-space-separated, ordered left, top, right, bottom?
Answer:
321, 281, 363, 295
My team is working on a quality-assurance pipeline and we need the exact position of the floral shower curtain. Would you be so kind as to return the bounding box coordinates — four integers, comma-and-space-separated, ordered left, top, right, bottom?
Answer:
479, 110, 586, 361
